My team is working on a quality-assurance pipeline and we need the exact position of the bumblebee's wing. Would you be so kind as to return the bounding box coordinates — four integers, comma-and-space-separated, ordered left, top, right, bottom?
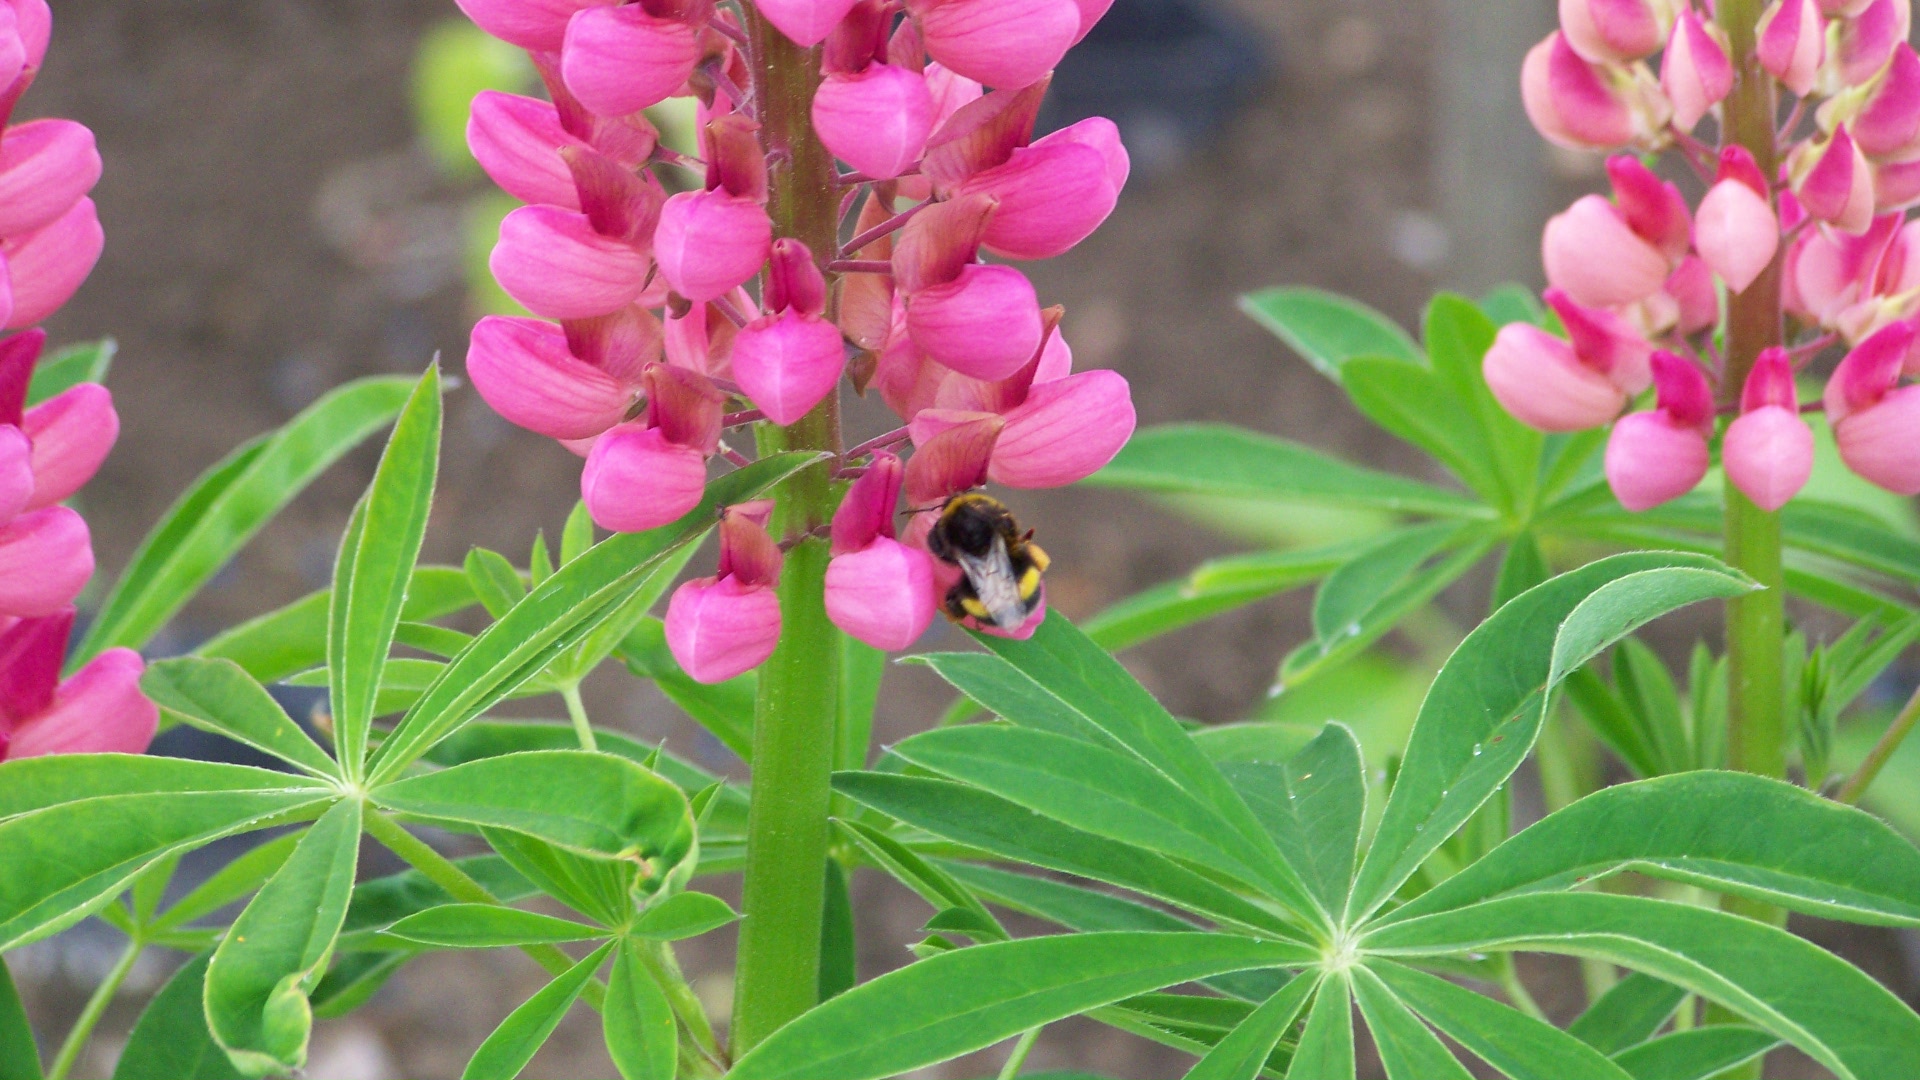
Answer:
955, 534, 1029, 632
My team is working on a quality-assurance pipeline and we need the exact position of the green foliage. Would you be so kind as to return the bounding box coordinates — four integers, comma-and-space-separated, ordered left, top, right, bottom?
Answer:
113, 953, 241, 1080
463, 942, 613, 1080
27, 338, 114, 407
0, 957, 38, 1080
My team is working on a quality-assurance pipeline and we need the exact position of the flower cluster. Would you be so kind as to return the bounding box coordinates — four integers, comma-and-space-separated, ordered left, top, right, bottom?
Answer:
457, 0, 1135, 681
1499, 0, 1920, 509
0, 0, 151, 761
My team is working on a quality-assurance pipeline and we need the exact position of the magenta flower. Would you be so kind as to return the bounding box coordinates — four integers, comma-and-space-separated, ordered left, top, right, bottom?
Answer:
1660, 10, 1732, 131
732, 240, 846, 425
453, 0, 613, 52
581, 363, 726, 532
490, 204, 652, 320
1483, 289, 1651, 432
0, 505, 91, 617
1824, 319, 1920, 493
666, 502, 783, 683
908, 0, 1078, 90
826, 453, 937, 649
1790, 124, 1876, 235
1695, 146, 1780, 294
1605, 351, 1714, 511
813, 64, 936, 181
1849, 46, 1920, 158
1520, 30, 1671, 150
559, 4, 701, 117
0, 608, 154, 761
1757, 0, 1825, 95
467, 315, 642, 441
1724, 348, 1814, 511
4, 195, 102, 329
0, 119, 100, 238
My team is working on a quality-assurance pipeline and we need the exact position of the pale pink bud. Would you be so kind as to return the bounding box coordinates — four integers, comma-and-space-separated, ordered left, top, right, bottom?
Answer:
906, 263, 1044, 381
0, 505, 90, 617
924, 62, 985, 130
1483, 322, 1627, 431
1544, 287, 1655, 393
1607, 154, 1692, 262
813, 64, 936, 181
0, 425, 29, 522
1521, 31, 1669, 149
1661, 11, 1733, 131
581, 423, 709, 532
490, 205, 650, 320
730, 310, 846, 425
468, 91, 585, 210
1542, 194, 1671, 307
1791, 125, 1876, 235
1758, 0, 1826, 96
758, 0, 862, 47
1605, 352, 1714, 510
1852, 46, 1920, 156
455, 0, 613, 51
912, 0, 1079, 89
467, 316, 637, 440
654, 189, 773, 302
665, 575, 781, 682
1559, 0, 1671, 63
957, 141, 1119, 260
21, 383, 115, 511
1833, 0, 1906, 88
6, 648, 156, 759
1824, 318, 1912, 420
1695, 158, 1780, 294
561, 5, 700, 117
1723, 348, 1813, 510
0, 120, 99, 238
825, 537, 937, 649
989, 369, 1134, 488
3, 196, 100, 329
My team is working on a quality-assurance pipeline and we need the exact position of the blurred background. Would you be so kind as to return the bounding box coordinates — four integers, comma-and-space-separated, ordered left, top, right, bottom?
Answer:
10, 0, 1915, 1076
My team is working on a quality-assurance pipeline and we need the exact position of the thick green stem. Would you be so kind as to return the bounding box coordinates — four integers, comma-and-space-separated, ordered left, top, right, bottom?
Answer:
365, 810, 606, 1009
731, 3, 845, 1053
47, 937, 139, 1080
1836, 683, 1920, 804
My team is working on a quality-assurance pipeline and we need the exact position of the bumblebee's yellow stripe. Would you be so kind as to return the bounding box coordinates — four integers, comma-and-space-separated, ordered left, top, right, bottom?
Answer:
960, 596, 992, 619
1017, 566, 1044, 602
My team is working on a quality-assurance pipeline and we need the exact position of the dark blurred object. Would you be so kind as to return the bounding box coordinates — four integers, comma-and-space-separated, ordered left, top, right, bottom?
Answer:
1043, 0, 1270, 177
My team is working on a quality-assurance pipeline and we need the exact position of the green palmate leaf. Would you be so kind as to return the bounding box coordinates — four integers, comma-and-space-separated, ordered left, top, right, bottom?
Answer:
331, 365, 442, 777
206, 799, 362, 1077
1284, 972, 1353, 1080
621, 617, 755, 761
1566, 972, 1686, 1054
150, 833, 303, 934
1348, 967, 1472, 1080
0, 755, 324, 820
1240, 286, 1422, 379
0, 789, 331, 951
1341, 356, 1503, 504
463, 940, 614, 1080
553, 542, 698, 684
78, 376, 415, 663
369, 452, 822, 780
729, 933, 1318, 1080
385, 904, 606, 948
1223, 723, 1365, 914
1311, 524, 1465, 643
1088, 423, 1483, 517
465, 547, 527, 619
1425, 294, 1540, 515
1183, 975, 1317, 1080
972, 614, 1322, 921
631, 891, 738, 940
833, 773, 1291, 935
112, 952, 242, 1080
1346, 553, 1752, 922
605, 939, 676, 1080
1367, 960, 1629, 1080
27, 338, 115, 407
1479, 284, 1545, 328
0, 957, 38, 1080
142, 658, 337, 777
1611, 1028, 1778, 1080
1279, 537, 1495, 687
1082, 543, 1358, 655
1492, 532, 1551, 611
945, 863, 1192, 934
1611, 639, 1691, 775
193, 566, 476, 684
820, 858, 857, 1001
890, 725, 1299, 903
1379, 771, 1920, 928
1783, 500, 1920, 587
483, 828, 644, 928
375, 751, 693, 874
836, 819, 1006, 940
396, 620, 476, 658
1365, 893, 1920, 1080
562, 500, 595, 564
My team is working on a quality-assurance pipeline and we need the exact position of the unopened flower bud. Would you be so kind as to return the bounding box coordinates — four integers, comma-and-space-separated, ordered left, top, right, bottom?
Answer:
654, 189, 772, 302
1790, 124, 1876, 235
468, 316, 638, 441
1757, 0, 1826, 96
1724, 347, 1814, 510
21, 383, 116, 511
561, 5, 700, 117
826, 537, 937, 649
1559, 0, 1674, 63
1604, 351, 1714, 510
468, 92, 587, 210
665, 574, 781, 682
0, 120, 99, 238
1661, 10, 1733, 131
813, 63, 936, 181
4, 645, 155, 759
1484, 322, 1629, 431
1695, 147, 1781, 294
489, 205, 652, 320
1521, 31, 1671, 149
731, 309, 847, 425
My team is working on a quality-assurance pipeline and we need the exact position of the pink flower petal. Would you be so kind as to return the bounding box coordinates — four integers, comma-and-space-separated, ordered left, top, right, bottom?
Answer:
989, 369, 1135, 488
560, 5, 700, 117
21, 382, 115, 510
813, 64, 936, 181
1483, 323, 1627, 431
3, 196, 101, 329
7, 648, 156, 759
0, 119, 100, 238
455, 0, 613, 52
0, 505, 90, 617
489, 204, 650, 320
826, 537, 937, 649
665, 575, 782, 683
1725, 405, 1814, 510
730, 310, 847, 426
581, 423, 709, 532
913, 0, 1078, 89
467, 316, 637, 441
905, 263, 1043, 380
468, 91, 585, 210
1605, 410, 1711, 510
654, 190, 773, 303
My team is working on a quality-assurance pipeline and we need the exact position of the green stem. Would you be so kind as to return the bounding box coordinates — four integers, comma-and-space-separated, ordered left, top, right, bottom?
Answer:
365, 810, 605, 1009
997, 1027, 1042, 1080
1835, 683, 1920, 804
636, 940, 726, 1077
730, 0, 846, 1056
562, 684, 598, 751
47, 937, 140, 1080
1498, 957, 1548, 1023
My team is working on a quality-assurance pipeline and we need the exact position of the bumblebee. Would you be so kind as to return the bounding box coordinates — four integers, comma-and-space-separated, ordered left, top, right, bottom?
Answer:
926, 492, 1049, 632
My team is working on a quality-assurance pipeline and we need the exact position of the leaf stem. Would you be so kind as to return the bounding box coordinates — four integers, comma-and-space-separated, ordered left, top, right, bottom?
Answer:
996, 1027, 1042, 1079
1496, 957, 1548, 1023
47, 936, 140, 1080
562, 684, 598, 751
1835, 682, 1920, 805
364, 810, 605, 1009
